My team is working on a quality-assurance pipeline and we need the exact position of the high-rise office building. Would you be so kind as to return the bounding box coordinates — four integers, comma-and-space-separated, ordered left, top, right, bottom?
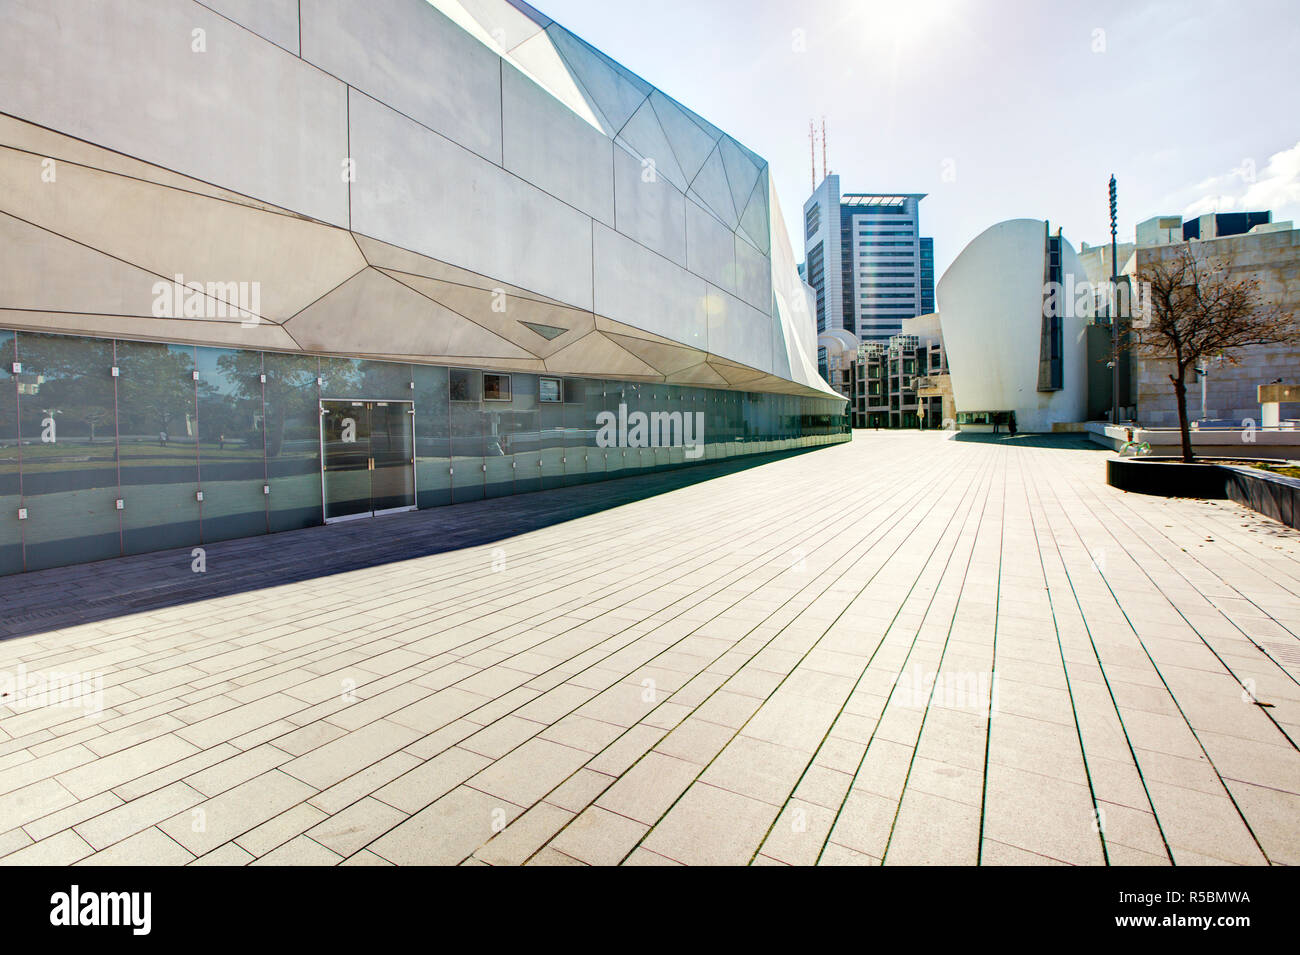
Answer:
802, 175, 933, 343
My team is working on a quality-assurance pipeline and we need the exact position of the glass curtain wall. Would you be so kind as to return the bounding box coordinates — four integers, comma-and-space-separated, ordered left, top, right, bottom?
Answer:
0, 329, 849, 574
0, 331, 19, 576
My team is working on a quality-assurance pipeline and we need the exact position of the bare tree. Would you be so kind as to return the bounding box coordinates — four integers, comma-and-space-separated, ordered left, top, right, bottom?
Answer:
1130, 246, 1295, 462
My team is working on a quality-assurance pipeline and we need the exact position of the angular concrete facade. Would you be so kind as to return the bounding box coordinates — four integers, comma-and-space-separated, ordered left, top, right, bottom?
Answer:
0, 0, 832, 397
0, 0, 847, 576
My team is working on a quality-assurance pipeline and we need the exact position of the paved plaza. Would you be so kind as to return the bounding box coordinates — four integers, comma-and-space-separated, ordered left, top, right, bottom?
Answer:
1, 432, 1298, 866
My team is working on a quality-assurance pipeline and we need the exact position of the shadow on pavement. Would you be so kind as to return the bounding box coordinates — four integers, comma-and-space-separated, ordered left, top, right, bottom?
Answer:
950, 432, 1100, 450
0, 446, 833, 641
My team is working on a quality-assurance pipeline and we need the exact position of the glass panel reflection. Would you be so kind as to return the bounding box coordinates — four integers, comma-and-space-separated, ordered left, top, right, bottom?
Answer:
0, 331, 25, 575
263, 352, 321, 531
16, 333, 122, 569
197, 346, 267, 542
450, 368, 484, 503
413, 364, 450, 507
115, 340, 199, 556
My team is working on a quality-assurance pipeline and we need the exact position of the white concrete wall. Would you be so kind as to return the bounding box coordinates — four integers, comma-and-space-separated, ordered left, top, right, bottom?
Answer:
0, 0, 837, 396
348, 89, 595, 310
1, 0, 349, 226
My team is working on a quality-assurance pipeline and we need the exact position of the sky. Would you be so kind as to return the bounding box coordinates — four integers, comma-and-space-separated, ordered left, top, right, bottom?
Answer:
529, 0, 1300, 277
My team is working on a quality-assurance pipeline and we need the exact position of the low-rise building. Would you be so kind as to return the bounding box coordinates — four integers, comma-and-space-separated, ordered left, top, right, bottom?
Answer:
1123, 224, 1300, 428
1078, 212, 1300, 429
819, 319, 948, 428
851, 318, 949, 429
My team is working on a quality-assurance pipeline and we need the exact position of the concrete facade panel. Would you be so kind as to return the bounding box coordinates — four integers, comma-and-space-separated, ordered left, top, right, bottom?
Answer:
349, 90, 594, 311
1, 0, 349, 226
301, 0, 504, 163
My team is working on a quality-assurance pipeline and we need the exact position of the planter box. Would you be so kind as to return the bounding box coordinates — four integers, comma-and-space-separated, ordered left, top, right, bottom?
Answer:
1106, 457, 1300, 529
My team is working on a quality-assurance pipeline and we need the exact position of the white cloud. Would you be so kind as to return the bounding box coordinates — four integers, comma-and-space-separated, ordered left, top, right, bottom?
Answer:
1183, 141, 1300, 222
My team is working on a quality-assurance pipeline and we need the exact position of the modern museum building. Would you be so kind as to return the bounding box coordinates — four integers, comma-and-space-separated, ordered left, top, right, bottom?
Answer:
0, 0, 848, 575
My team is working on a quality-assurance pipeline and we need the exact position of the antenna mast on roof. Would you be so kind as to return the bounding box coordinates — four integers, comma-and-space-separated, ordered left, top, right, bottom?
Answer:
809, 120, 816, 190
822, 117, 829, 179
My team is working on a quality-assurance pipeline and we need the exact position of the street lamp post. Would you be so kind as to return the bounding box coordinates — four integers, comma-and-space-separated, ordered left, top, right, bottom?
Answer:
1109, 175, 1120, 425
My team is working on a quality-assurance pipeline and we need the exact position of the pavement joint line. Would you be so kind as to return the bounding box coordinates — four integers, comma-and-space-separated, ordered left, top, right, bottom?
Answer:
398, 443, 962, 863
605, 445, 989, 865
974, 446, 1007, 866
1039, 453, 1255, 863
491, 443, 971, 865
1024, 451, 1176, 863
878, 450, 999, 864
1070, 461, 1300, 696
1014, 447, 1110, 865
747, 449, 997, 863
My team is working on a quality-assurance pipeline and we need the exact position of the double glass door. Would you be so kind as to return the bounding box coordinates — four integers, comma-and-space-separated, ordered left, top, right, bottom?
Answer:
320, 400, 416, 522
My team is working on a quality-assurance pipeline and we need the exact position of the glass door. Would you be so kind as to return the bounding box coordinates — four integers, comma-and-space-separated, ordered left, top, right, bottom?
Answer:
320, 400, 415, 522
321, 400, 372, 522
369, 401, 416, 514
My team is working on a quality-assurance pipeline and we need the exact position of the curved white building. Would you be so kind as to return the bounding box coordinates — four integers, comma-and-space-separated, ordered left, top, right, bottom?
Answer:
937, 219, 1093, 432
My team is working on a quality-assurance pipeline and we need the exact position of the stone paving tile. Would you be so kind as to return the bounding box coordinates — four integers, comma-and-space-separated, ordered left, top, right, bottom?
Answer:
76, 827, 194, 866
306, 798, 407, 858
472, 802, 573, 866
371, 747, 490, 816
526, 846, 586, 866
594, 751, 698, 824
24, 791, 122, 844
340, 849, 392, 866
369, 785, 521, 865
549, 806, 648, 866
308, 751, 422, 816
190, 843, 255, 866
157, 770, 316, 858
2, 435, 1299, 865
176, 744, 285, 798
467, 738, 592, 808
75, 781, 205, 851
0, 779, 78, 834
235, 803, 329, 858
279, 719, 422, 791
251, 835, 342, 866
56, 735, 198, 800
3, 829, 94, 866
641, 782, 777, 865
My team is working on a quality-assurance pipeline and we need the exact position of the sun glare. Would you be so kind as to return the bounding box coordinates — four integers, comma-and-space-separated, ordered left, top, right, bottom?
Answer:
853, 0, 960, 47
